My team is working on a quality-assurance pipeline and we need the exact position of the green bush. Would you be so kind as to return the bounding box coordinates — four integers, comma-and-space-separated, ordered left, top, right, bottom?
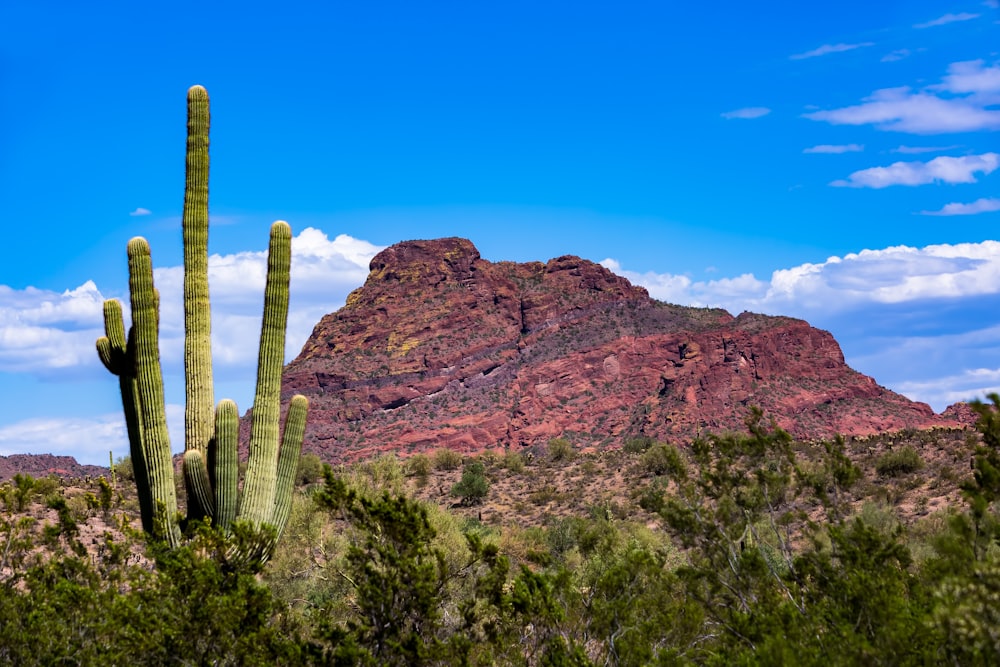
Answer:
623, 436, 654, 454
451, 461, 490, 506
432, 448, 463, 471
875, 446, 924, 477
641, 443, 684, 476
502, 451, 526, 473
547, 437, 575, 462
404, 453, 432, 479
295, 453, 324, 486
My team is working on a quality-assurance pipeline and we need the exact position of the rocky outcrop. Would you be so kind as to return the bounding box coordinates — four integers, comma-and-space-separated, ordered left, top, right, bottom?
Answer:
0, 454, 107, 482
281, 238, 969, 461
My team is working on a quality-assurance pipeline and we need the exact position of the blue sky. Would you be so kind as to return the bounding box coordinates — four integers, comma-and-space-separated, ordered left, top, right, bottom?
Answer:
1, 1, 998, 464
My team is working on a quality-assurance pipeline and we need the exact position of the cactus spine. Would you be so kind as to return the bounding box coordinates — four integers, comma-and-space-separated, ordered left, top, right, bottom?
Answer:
97, 85, 309, 561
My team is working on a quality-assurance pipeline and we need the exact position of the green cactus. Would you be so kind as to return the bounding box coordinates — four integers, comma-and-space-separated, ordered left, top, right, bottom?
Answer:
96, 85, 309, 562
182, 84, 215, 521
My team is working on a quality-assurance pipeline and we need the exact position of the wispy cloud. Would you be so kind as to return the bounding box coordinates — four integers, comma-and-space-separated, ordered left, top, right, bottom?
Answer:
831, 152, 998, 188
881, 49, 911, 63
914, 12, 981, 29
790, 42, 875, 60
721, 107, 771, 120
892, 145, 960, 154
920, 197, 1000, 216
803, 144, 864, 154
0, 404, 184, 463
805, 60, 1000, 133
129, 207, 151, 216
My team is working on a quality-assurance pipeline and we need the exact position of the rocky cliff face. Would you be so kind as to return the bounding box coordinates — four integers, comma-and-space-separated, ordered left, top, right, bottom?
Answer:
282, 237, 966, 461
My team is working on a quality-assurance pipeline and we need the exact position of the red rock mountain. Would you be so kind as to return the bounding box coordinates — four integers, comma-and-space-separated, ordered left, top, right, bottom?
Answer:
282, 237, 965, 461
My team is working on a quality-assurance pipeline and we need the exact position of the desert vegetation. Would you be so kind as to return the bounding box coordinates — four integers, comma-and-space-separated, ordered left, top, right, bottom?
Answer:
2, 401, 1000, 664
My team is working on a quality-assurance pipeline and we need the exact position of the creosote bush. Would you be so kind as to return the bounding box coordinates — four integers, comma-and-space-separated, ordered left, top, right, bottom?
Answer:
432, 448, 463, 471
875, 445, 925, 478
547, 437, 575, 462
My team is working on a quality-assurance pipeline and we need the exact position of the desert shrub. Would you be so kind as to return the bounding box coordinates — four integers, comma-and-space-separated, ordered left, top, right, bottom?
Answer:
432, 448, 463, 471
404, 453, 432, 479
875, 446, 924, 477
451, 461, 490, 506
547, 437, 575, 462
641, 443, 683, 476
32, 476, 60, 498
623, 436, 654, 454
113, 455, 135, 483
295, 453, 324, 486
638, 480, 667, 513
502, 451, 525, 473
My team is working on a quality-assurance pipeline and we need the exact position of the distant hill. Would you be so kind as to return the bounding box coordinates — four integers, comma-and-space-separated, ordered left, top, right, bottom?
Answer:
280, 237, 972, 462
0, 454, 107, 482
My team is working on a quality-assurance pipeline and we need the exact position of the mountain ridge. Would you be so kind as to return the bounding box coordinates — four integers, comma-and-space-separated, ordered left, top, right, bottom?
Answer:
281, 237, 970, 462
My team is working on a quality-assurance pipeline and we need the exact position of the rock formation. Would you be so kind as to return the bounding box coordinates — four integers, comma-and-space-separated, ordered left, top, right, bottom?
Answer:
282, 237, 968, 461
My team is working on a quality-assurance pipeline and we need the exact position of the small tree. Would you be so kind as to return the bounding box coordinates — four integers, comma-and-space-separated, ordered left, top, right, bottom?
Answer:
451, 461, 490, 506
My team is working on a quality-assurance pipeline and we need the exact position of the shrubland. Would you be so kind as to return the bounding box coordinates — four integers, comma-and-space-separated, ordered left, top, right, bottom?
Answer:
2, 402, 1000, 664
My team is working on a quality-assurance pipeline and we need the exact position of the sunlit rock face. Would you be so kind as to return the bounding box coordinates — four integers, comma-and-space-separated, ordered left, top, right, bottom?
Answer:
280, 237, 968, 462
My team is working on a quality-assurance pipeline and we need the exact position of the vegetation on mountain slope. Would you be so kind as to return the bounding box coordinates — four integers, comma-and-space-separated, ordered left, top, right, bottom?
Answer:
1, 408, 999, 665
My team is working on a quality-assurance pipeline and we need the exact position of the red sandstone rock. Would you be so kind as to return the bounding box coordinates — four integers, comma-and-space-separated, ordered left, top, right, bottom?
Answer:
280, 237, 971, 462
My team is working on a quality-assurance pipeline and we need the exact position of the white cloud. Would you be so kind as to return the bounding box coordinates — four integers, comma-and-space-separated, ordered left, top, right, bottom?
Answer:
892, 145, 960, 154
0, 414, 126, 463
129, 207, 152, 216
0, 230, 382, 381
790, 42, 875, 60
151, 228, 382, 370
897, 368, 1000, 408
920, 198, 1000, 216
0, 404, 185, 465
803, 144, 864, 154
606, 240, 1000, 316
721, 107, 771, 120
934, 59, 1000, 100
804, 61, 1000, 133
0, 281, 106, 374
831, 152, 998, 188
881, 49, 911, 63
602, 240, 1000, 412
914, 12, 981, 29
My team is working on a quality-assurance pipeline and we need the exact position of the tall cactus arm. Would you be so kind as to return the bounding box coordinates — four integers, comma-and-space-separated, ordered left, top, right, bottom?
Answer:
97, 300, 128, 374
128, 237, 181, 547
271, 394, 309, 537
212, 399, 240, 532
240, 221, 293, 528
182, 450, 215, 520
182, 85, 214, 462
97, 299, 156, 533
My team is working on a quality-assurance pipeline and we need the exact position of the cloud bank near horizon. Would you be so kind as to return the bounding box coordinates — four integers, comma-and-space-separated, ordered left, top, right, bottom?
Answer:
601, 240, 1000, 410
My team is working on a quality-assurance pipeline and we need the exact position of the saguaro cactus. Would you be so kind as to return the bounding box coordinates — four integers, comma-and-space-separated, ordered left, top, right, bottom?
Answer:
96, 85, 309, 559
